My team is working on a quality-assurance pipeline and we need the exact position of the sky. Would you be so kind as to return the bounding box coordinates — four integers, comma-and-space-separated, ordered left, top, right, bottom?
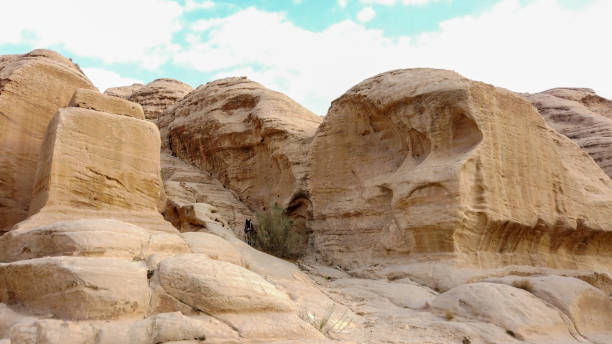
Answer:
0, 0, 610, 115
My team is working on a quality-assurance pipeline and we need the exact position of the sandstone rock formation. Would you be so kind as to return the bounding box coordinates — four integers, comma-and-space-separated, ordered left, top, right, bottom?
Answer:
69, 88, 145, 119
104, 83, 144, 99
0, 50, 95, 231
161, 152, 252, 235
15, 106, 175, 233
523, 88, 612, 178
158, 77, 322, 231
127, 78, 193, 120
310, 68, 612, 269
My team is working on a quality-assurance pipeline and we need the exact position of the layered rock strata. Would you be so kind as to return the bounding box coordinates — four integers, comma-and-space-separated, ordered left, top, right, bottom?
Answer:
104, 83, 144, 99
0, 50, 95, 231
15, 106, 175, 233
524, 88, 612, 178
159, 77, 322, 230
309, 68, 612, 269
127, 78, 193, 120
161, 152, 252, 235
69, 88, 145, 119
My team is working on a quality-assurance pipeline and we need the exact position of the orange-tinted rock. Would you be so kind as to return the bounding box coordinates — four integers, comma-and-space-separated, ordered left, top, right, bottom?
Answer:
0, 49, 95, 231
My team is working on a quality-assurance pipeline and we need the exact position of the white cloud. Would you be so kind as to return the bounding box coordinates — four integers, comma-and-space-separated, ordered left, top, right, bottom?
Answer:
185, 0, 214, 11
402, 0, 440, 5
360, 0, 396, 6
175, 0, 612, 115
357, 7, 376, 22
0, 0, 184, 69
338, 0, 348, 8
82, 68, 143, 93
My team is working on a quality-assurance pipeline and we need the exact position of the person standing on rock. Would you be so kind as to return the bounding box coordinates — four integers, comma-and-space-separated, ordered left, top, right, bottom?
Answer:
245, 219, 256, 246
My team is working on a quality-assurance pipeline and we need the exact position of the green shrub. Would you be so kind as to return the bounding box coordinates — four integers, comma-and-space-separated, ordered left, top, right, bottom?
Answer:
252, 203, 306, 259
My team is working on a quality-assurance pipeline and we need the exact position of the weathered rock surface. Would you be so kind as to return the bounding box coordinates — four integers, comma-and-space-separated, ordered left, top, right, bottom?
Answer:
0, 219, 189, 263
159, 77, 322, 225
430, 282, 579, 343
0, 256, 149, 320
485, 275, 612, 343
181, 231, 245, 266
310, 68, 612, 269
68, 88, 144, 119
158, 254, 295, 314
15, 107, 176, 233
524, 88, 612, 178
127, 78, 193, 120
161, 152, 252, 235
0, 49, 95, 231
104, 83, 144, 99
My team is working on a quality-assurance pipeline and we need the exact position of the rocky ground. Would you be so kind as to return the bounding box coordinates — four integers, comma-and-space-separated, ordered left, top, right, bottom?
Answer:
0, 49, 611, 344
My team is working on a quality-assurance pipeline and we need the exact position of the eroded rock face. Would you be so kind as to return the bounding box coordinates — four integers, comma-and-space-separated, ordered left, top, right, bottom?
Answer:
104, 83, 144, 99
430, 282, 576, 343
16, 107, 176, 233
0, 49, 95, 231
310, 69, 612, 269
69, 88, 144, 119
158, 254, 295, 314
127, 78, 193, 120
524, 88, 612, 178
0, 257, 149, 320
159, 77, 322, 221
161, 152, 253, 236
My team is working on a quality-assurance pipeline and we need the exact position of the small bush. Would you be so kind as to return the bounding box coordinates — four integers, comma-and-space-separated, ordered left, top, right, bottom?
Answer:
252, 203, 306, 259
445, 310, 454, 321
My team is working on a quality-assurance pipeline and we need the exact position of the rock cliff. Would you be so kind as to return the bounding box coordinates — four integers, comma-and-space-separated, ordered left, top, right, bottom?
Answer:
309, 69, 612, 270
0, 50, 95, 231
106, 79, 193, 120
158, 77, 322, 230
524, 88, 612, 178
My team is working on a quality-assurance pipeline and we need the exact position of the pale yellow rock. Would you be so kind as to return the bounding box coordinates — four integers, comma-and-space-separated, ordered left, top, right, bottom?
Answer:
215, 312, 325, 341
128, 78, 193, 120
8, 312, 237, 344
309, 68, 612, 270
0, 49, 95, 231
158, 254, 295, 314
68, 88, 145, 119
430, 282, 578, 343
0, 257, 149, 320
104, 83, 144, 99
0, 219, 190, 263
524, 88, 612, 178
485, 275, 612, 344
161, 152, 253, 236
0, 303, 38, 338
158, 77, 322, 229
15, 107, 177, 233
181, 232, 245, 266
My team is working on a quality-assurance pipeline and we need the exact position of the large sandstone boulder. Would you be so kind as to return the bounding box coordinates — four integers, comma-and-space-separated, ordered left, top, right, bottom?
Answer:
0, 219, 189, 263
158, 254, 295, 314
127, 78, 193, 120
485, 275, 612, 343
159, 77, 322, 224
524, 88, 612, 178
0, 257, 149, 320
0, 49, 95, 231
430, 282, 577, 343
310, 68, 612, 269
69, 88, 144, 119
15, 106, 176, 233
